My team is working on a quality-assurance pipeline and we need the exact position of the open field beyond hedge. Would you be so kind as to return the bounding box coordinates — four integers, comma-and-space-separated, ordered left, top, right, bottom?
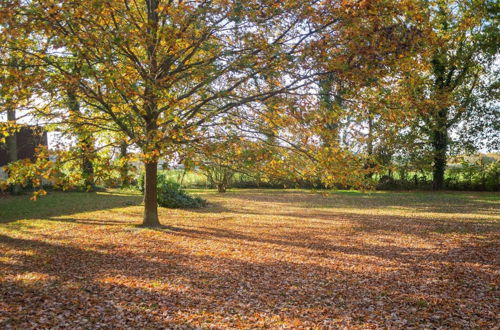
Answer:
0, 190, 499, 328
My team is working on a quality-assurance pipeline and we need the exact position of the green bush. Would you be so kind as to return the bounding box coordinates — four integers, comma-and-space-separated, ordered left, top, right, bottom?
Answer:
157, 180, 207, 209
137, 171, 172, 193
138, 172, 206, 208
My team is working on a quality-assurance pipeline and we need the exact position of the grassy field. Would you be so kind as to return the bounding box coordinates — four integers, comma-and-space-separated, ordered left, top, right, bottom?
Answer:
0, 189, 499, 328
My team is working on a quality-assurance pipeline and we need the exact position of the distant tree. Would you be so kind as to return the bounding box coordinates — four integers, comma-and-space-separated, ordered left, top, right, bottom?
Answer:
309, 0, 428, 180
409, 0, 499, 189
66, 78, 96, 190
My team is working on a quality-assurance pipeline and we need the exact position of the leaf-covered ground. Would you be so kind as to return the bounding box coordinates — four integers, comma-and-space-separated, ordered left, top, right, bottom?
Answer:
1, 189, 499, 328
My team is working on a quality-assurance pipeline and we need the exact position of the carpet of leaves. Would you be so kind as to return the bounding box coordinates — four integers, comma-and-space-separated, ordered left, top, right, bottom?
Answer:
0, 190, 499, 328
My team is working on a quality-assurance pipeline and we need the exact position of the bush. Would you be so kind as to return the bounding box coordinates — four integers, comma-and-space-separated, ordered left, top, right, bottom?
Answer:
138, 172, 207, 208
137, 171, 170, 193
157, 180, 207, 209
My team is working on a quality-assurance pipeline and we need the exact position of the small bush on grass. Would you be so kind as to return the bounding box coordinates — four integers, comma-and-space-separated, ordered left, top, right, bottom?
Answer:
157, 180, 207, 209
137, 171, 170, 193
138, 172, 206, 208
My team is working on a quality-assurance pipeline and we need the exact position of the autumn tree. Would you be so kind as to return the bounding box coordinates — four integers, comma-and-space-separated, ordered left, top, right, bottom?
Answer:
3, 0, 340, 226
185, 134, 273, 192
296, 0, 427, 184
64, 63, 97, 190
408, 0, 499, 189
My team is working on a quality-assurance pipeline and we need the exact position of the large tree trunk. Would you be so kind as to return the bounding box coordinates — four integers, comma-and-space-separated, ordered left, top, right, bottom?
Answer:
431, 116, 448, 190
142, 161, 160, 227
6, 109, 20, 194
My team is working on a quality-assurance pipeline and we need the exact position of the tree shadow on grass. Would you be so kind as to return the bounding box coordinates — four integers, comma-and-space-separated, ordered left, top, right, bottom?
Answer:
188, 194, 499, 239
0, 191, 142, 224
1, 190, 498, 326
44, 217, 134, 226
155, 224, 500, 267
0, 232, 498, 328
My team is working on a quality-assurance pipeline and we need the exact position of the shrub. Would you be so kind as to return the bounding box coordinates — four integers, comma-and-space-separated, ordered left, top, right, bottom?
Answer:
137, 171, 170, 193
157, 180, 207, 209
137, 172, 163, 194
138, 172, 206, 208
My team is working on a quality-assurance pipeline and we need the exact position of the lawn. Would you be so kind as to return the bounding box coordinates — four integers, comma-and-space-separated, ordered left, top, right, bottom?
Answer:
0, 189, 499, 328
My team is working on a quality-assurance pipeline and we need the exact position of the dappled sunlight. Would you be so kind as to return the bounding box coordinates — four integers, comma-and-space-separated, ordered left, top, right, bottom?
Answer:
0, 190, 498, 327
97, 275, 192, 293
4, 271, 56, 284
205, 191, 499, 225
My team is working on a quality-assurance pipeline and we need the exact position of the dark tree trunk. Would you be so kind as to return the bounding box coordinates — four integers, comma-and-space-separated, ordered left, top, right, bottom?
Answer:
217, 183, 226, 193
6, 109, 20, 194
430, 54, 451, 191
81, 135, 95, 189
318, 73, 341, 145
140, 0, 161, 227
431, 114, 448, 190
119, 141, 130, 187
364, 114, 375, 179
142, 161, 160, 227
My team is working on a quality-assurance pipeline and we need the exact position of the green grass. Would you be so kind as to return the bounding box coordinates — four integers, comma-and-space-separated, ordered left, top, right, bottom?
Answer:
0, 190, 142, 223
1, 188, 499, 224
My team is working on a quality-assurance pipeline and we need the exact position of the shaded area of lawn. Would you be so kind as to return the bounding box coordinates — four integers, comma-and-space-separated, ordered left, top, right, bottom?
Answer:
0, 190, 142, 224
0, 189, 499, 328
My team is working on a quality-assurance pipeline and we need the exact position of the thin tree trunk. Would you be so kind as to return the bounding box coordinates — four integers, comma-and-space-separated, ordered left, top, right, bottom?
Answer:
432, 110, 448, 190
365, 114, 374, 179
81, 135, 95, 189
6, 109, 20, 194
319, 73, 341, 145
367, 115, 374, 156
142, 161, 160, 227
119, 141, 130, 187
179, 169, 186, 186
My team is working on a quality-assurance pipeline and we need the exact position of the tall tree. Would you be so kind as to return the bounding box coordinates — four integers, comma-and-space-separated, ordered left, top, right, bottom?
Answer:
7, 0, 334, 226
413, 0, 499, 189
66, 86, 96, 190
308, 0, 428, 182
0, 55, 39, 194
